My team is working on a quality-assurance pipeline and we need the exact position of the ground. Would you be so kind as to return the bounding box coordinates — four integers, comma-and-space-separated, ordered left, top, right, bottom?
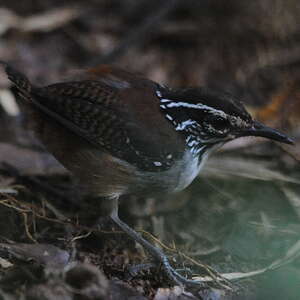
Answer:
0, 1, 300, 299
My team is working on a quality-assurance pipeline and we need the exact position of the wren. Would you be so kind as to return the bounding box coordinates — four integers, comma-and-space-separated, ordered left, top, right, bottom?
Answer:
1, 62, 293, 287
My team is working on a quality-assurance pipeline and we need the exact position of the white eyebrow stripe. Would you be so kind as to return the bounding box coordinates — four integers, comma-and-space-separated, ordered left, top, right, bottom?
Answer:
165, 101, 199, 109
164, 101, 227, 117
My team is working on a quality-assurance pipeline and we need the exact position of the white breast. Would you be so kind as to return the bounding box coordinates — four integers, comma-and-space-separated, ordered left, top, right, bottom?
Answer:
125, 144, 222, 196
172, 141, 225, 193
173, 149, 208, 192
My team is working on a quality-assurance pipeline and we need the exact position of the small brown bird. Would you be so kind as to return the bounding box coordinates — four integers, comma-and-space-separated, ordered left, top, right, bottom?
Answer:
1, 62, 293, 286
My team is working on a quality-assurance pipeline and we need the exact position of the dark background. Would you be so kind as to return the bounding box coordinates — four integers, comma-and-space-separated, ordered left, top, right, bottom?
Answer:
0, 1, 299, 299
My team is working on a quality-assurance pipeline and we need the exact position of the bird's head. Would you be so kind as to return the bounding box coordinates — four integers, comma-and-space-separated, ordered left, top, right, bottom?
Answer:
157, 87, 293, 155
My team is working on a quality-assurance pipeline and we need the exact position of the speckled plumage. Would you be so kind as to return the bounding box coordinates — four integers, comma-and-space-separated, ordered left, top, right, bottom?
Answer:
7, 65, 186, 174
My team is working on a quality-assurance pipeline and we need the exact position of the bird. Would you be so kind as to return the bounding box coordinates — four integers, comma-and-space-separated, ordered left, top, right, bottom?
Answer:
0, 62, 293, 287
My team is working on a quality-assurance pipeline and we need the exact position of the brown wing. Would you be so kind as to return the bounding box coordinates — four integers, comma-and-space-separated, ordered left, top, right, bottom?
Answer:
31, 75, 185, 172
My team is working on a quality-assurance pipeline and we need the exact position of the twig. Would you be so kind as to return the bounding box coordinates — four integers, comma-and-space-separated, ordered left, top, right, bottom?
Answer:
0, 194, 227, 286
3, 194, 299, 289
22, 212, 37, 244
139, 229, 233, 290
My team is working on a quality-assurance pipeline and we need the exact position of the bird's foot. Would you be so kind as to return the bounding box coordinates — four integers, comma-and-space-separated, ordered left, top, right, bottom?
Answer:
126, 261, 201, 288
159, 254, 205, 287
125, 263, 155, 279
110, 213, 207, 288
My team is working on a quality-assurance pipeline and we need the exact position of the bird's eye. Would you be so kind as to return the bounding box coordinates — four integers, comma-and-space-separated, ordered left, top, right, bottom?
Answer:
203, 115, 230, 134
212, 116, 230, 130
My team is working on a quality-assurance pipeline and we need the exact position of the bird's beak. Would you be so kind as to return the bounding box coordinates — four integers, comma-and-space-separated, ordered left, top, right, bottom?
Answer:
237, 120, 294, 145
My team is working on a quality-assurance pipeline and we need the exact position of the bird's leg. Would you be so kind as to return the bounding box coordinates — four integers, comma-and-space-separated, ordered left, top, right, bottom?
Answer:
109, 196, 205, 287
